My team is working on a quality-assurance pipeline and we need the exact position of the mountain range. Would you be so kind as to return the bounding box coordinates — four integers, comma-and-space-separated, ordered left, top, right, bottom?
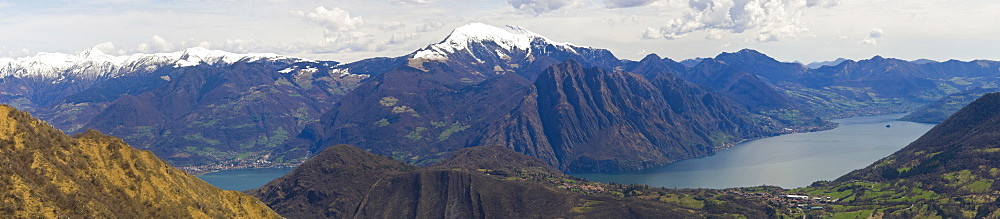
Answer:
275, 24, 780, 173
0, 47, 367, 169
2, 22, 1000, 218
2, 23, 1000, 174
248, 91, 1000, 218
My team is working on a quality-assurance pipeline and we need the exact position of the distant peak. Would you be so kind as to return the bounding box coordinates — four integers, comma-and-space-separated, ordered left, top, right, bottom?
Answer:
413, 23, 578, 60
79, 47, 107, 58
717, 48, 772, 61
641, 53, 662, 61
449, 23, 514, 38
737, 48, 762, 54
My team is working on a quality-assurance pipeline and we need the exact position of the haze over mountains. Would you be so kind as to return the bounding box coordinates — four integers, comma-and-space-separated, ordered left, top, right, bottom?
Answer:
2, 23, 999, 174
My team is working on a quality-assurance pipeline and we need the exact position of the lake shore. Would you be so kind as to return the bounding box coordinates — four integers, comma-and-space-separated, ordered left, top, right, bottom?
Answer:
573, 113, 935, 189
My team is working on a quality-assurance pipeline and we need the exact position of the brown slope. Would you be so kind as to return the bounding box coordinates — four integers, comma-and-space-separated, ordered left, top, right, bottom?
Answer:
0, 105, 279, 218
249, 144, 415, 218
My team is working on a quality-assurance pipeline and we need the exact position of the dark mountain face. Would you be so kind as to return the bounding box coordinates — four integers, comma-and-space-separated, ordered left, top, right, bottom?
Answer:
712, 48, 809, 83
251, 144, 779, 218
804, 56, 938, 101
0, 105, 280, 218
622, 53, 687, 80
678, 57, 830, 128
534, 60, 771, 172
684, 58, 796, 111
806, 58, 850, 69
283, 58, 774, 173
280, 62, 554, 166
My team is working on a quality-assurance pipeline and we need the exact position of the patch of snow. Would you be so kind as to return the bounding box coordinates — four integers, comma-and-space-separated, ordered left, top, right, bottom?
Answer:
330, 68, 368, 79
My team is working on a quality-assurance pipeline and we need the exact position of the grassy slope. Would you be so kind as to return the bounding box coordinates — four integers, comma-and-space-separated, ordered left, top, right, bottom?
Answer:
0, 105, 280, 218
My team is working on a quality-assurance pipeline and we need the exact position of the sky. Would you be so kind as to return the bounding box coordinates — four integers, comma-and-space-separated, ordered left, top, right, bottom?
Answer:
0, 0, 998, 64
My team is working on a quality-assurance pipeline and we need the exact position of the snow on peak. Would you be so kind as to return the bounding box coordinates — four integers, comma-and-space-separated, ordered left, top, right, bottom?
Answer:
173, 47, 302, 68
0, 47, 306, 79
413, 23, 577, 60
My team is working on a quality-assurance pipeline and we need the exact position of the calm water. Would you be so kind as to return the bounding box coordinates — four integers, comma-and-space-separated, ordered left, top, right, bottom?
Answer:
574, 113, 935, 189
197, 168, 292, 191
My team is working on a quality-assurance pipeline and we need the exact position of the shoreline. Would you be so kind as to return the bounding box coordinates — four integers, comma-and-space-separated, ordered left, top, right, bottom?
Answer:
181, 162, 300, 176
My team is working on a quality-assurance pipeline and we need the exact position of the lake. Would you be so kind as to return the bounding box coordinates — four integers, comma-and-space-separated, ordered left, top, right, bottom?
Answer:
573, 113, 935, 189
197, 168, 293, 191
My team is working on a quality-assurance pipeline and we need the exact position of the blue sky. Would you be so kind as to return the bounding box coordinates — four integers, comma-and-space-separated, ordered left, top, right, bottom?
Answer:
0, 0, 998, 63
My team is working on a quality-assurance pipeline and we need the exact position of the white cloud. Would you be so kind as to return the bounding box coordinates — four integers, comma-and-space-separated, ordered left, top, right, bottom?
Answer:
391, 0, 435, 4
607, 14, 639, 26
288, 6, 392, 53
292, 6, 364, 32
859, 28, 884, 45
90, 41, 127, 55
389, 33, 419, 45
136, 35, 174, 53
645, 0, 839, 42
321, 31, 387, 52
705, 29, 724, 40
642, 27, 663, 39
805, 0, 837, 8
604, 0, 658, 8
868, 28, 884, 38
417, 21, 444, 32
507, 0, 587, 16
381, 21, 406, 31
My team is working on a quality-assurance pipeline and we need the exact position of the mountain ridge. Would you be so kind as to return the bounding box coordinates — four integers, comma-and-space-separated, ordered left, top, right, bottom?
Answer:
252, 144, 781, 218
0, 104, 280, 218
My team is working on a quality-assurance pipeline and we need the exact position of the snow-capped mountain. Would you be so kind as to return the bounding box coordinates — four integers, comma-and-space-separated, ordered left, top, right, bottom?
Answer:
413, 23, 579, 61
406, 23, 621, 82
0, 47, 369, 170
0, 47, 306, 80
